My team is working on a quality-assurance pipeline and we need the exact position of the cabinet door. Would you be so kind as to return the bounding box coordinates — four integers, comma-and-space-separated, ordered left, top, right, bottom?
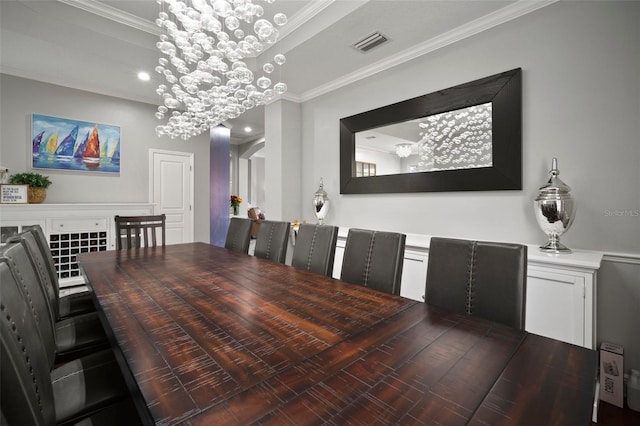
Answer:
1, 220, 46, 244
526, 266, 585, 347
400, 252, 428, 302
332, 241, 345, 279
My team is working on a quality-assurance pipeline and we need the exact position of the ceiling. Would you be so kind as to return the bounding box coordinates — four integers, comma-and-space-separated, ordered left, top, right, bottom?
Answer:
0, 0, 549, 145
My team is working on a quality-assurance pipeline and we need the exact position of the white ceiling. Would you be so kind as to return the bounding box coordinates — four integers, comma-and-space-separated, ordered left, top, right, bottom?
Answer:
0, 0, 551, 144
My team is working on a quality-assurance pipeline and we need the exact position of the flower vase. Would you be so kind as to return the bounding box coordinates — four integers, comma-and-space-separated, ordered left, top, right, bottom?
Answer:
232, 205, 239, 216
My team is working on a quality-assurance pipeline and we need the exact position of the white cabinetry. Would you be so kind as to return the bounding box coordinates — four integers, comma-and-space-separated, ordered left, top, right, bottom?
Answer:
399, 249, 428, 301
331, 228, 602, 349
526, 268, 587, 346
526, 249, 600, 348
332, 238, 345, 280
0, 203, 154, 286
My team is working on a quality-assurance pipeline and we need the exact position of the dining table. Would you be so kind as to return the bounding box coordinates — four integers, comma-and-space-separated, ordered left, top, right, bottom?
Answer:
79, 242, 597, 426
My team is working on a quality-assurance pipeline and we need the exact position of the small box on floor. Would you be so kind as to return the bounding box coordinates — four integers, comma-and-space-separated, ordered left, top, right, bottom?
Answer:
599, 342, 624, 408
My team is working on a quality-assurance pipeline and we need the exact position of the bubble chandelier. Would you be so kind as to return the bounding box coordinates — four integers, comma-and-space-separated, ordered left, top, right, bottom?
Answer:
154, 0, 288, 140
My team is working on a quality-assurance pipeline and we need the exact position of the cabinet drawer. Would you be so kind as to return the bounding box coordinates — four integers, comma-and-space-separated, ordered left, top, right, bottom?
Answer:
50, 218, 108, 232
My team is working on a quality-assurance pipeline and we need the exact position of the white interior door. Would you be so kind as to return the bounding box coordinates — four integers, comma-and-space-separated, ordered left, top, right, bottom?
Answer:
150, 149, 194, 244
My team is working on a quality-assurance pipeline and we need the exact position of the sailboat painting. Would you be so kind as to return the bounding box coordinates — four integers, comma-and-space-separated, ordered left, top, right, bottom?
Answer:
31, 114, 120, 173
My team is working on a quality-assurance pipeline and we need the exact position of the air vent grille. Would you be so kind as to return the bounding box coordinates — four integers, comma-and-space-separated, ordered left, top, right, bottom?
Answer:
352, 32, 389, 53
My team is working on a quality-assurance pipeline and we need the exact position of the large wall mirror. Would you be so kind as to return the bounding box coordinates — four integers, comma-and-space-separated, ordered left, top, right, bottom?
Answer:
340, 68, 521, 194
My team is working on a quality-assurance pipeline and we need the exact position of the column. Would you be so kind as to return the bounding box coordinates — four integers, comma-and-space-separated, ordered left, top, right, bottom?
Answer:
209, 124, 230, 247
264, 99, 301, 221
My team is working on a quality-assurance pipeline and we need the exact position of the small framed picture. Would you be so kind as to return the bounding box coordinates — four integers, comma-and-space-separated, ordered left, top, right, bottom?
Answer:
0, 184, 29, 204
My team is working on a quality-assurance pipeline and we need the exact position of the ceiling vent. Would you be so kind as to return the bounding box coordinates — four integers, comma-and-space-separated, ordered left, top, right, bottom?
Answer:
352, 32, 389, 53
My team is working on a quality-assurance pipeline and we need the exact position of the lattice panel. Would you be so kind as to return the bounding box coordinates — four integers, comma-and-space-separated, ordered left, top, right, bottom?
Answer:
49, 231, 107, 279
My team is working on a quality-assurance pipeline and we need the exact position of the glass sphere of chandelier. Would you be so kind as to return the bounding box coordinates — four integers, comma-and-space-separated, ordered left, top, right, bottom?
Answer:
154, 0, 288, 140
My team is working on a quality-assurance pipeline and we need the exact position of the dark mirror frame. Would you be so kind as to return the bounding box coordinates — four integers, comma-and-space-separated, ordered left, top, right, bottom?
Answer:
340, 68, 522, 194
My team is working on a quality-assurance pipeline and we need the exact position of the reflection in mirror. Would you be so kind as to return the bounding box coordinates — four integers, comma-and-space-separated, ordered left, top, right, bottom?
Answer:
340, 68, 521, 194
355, 102, 492, 176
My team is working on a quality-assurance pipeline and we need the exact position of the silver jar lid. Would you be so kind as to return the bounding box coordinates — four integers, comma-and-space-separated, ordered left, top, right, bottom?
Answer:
537, 158, 571, 196
314, 178, 327, 198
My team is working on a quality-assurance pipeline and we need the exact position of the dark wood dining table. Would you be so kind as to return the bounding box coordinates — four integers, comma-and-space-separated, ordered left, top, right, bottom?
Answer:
79, 242, 597, 426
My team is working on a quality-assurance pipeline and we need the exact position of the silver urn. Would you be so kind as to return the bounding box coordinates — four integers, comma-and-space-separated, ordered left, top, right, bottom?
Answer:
534, 158, 576, 253
312, 178, 330, 225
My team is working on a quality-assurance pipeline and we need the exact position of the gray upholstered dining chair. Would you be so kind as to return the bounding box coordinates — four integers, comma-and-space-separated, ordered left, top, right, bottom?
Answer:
0, 258, 139, 426
424, 237, 527, 329
0, 238, 107, 365
291, 223, 338, 276
340, 228, 406, 295
114, 214, 166, 250
254, 220, 291, 264
10, 225, 95, 319
225, 217, 253, 254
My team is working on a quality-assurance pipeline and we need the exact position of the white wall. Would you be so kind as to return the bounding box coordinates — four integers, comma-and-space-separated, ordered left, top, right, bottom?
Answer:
356, 147, 401, 175
251, 155, 266, 209
236, 138, 266, 212
0, 74, 211, 243
298, 2, 640, 369
301, 2, 639, 253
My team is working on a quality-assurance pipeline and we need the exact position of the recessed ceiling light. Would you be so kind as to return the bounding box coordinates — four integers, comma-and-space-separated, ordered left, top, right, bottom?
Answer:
137, 71, 150, 81
244, 126, 252, 133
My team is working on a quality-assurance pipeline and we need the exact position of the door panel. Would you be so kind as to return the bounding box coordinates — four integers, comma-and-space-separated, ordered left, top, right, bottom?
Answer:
150, 150, 193, 244
525, 267, 585, 346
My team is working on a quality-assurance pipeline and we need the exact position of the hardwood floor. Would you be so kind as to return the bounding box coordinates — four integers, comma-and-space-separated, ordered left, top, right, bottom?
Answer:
594, 401, 640, 425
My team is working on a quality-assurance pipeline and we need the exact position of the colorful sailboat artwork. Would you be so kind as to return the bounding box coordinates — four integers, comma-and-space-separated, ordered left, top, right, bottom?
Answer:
45, 133, 59, 154
31, 114, 120, 173
54, 125, 78, 162
83, 125, 101, 169
109, 139, 120, 165
32, 131, 45, 158
74, 130, 90, 159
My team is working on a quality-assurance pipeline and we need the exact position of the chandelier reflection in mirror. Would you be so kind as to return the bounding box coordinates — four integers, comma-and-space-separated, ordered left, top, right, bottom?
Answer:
395, 143, 412, 158
154, 0, 288, 140
416, 102, 492, 172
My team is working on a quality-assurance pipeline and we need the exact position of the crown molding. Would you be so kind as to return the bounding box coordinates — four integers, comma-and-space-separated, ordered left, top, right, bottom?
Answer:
57, 0, 336, 63
276, 0, 336, 43
299, 0, 558, 102
57, 0, 159, 35
46, 0, 557, 107
58, 0, 334, 40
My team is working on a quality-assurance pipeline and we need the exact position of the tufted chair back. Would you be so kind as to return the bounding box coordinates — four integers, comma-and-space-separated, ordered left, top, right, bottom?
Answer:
340, 228, 406, 296
424, 237, 527, 329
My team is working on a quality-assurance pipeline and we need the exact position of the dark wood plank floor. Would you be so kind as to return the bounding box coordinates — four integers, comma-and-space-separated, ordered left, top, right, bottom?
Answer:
594, 401, 640, 425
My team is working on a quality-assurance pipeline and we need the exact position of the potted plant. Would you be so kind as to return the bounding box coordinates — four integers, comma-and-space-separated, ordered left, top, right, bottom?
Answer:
9, 172, 52, 203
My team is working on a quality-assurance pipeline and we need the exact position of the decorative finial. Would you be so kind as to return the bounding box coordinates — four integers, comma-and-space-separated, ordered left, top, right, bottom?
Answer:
550, 157, 558, 177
